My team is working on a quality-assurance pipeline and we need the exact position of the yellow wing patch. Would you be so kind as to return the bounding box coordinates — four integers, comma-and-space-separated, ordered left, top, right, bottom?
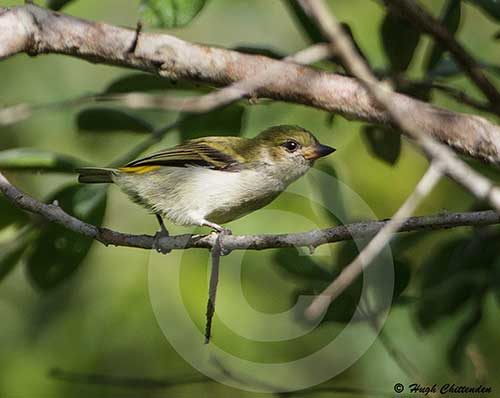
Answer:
118, 165, 161, 174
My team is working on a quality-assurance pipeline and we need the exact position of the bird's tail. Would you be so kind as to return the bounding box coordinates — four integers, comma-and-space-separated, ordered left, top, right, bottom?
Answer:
77, 167, 116, 184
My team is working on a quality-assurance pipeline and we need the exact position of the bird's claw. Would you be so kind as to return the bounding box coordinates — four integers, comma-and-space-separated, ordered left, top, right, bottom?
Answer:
153, 229, 171, 254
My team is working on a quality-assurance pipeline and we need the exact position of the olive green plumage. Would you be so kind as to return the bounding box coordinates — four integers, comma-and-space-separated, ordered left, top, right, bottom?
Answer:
77, 125, 335, 231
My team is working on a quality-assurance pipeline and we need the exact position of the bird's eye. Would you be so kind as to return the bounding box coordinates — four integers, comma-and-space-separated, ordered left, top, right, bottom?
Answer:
282, 140, 300, 152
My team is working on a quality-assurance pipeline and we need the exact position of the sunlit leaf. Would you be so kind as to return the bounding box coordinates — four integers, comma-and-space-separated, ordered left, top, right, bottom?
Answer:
140, 0, 208, 28
0, 148, 88, 172
426, 0, 461, 72
26, 184, 107, 290
381, 12, 421, 72
76, 108, 154, 133
178, 104, 245, 139
363, 126, 401, 165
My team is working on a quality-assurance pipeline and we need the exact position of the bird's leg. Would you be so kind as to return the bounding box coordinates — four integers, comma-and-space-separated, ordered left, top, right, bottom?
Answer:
202, 220, 232, 256
153, 214, 171, 254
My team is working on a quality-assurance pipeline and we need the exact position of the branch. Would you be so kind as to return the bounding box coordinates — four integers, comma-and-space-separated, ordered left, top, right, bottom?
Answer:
385, 0, 500, 108
297, 0, 500, 314
298, 0, 500, 213
1, 171, 500, 252
395, 76, 500, 117
1, 4, 500, 163
306, 162, 443, 318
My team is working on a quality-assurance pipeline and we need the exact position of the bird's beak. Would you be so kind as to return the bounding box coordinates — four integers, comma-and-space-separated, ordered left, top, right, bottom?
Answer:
303, 143, 336, 160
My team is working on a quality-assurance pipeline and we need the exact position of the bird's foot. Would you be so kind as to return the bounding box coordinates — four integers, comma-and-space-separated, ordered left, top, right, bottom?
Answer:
153, 214, 171, 254
153, 229, 171, 254
202, 221, 232, 256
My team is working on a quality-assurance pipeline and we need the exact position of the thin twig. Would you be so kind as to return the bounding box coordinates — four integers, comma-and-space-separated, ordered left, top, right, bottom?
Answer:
1, 171, 500, 252
395, 76, 499, 116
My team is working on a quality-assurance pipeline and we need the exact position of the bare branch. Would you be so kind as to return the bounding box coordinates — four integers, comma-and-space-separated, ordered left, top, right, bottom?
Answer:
1, 5, 500, 163
385, 0, 500, 108
1, 171, 500, 253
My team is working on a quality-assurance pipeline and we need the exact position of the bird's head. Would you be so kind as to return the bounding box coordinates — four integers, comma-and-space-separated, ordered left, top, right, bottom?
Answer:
250, 125, 336, 182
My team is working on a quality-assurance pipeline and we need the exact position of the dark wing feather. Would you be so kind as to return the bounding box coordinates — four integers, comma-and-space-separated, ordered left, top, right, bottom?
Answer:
123, 139, 244, 170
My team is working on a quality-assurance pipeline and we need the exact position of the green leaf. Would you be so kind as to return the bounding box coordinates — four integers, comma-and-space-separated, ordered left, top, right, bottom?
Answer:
76, 108, 154, 134
273, 248, 333, 281
427, 56, 500, 79
140, 0, 208, 28
26, 184, 107, 291
0, 195, 29, 229
426, 0, 461, 72
448, 300, 483, 370
105, 73, 204, 94
46, 0, 75, 10
285, 0, 325, 43
232, 46, 284, 59
362, 126, 401, 165
311, 162, 348, 224
393, 259, 411, 301
465, 0, 500, 22
417, 272, 480, 329
0, 228, 35, 282
178, 104, 245, 139
381, 12, 421, 72
0, 148, 88, 172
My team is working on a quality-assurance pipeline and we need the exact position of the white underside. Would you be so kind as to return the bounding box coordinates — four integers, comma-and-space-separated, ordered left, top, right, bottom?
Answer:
113, 166, 290, 227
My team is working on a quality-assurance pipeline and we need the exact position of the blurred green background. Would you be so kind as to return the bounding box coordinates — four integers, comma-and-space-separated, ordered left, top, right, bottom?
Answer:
1, 0, 500, 396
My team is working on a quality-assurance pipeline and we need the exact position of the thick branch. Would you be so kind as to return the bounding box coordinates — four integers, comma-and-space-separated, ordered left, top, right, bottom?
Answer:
1, 4, 500, 163
1, 172, 499, 252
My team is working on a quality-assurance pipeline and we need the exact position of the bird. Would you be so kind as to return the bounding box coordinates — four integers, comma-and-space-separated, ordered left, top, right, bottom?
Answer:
77, 125, 335, 250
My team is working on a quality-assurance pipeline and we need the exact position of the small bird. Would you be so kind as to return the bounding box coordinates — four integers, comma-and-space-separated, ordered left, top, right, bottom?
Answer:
77, 125, 335, 245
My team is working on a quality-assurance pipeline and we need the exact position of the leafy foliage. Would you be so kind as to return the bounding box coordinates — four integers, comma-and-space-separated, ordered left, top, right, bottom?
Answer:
178, 104, 245, 139
415, 228, 500, 368
285, 0, 325, 43
0, 195, 28, 230
426, 0, 462, 73
46, 0, 75, 11
105, 73, 205, 93
362, 126, 402, 165
381, 12, 421, 73
274, 240, 411, 325
0, 228, 35, 282
465, 0, 500, 22
140, 0, 208, 28
0, 148, 88, 172
26, 184, 107, 291
76, 108, 155, 134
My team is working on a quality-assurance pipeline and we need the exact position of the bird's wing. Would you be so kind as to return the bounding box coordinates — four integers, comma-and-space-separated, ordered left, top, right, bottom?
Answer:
119, 137, 247, 172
